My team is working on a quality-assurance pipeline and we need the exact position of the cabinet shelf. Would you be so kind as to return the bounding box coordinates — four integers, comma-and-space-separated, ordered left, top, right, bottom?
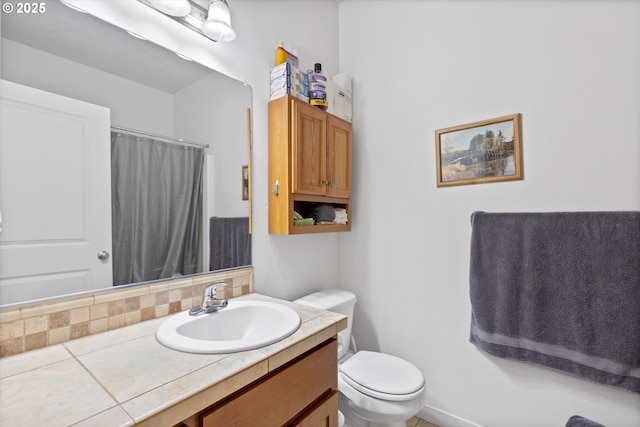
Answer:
269, 95, 352, 235
289, 223, 350, 234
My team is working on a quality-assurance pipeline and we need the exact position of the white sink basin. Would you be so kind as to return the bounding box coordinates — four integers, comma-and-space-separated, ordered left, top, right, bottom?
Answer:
156, 300, 301, 354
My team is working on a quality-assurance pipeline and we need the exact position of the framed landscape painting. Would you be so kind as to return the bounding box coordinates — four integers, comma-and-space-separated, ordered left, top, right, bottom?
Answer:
435, 114, 523, 187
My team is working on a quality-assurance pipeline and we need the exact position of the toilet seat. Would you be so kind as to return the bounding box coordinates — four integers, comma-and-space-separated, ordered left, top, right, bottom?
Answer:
339, 351, 425, 402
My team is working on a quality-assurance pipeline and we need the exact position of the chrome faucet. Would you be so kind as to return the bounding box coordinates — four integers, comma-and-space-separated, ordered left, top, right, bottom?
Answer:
189, 282, 229, 316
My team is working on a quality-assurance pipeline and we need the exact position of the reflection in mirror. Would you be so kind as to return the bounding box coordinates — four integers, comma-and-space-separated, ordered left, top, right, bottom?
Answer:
0, 0, 251, 307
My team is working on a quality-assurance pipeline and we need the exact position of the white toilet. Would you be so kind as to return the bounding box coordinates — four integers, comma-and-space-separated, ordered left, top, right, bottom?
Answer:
294, 290, 426, 427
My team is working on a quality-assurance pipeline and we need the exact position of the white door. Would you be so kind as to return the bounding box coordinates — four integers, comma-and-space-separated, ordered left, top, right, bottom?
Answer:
0, 80, 112, 305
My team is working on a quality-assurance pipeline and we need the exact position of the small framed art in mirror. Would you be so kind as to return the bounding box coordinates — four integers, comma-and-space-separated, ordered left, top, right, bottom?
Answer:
242, 165, 249, 200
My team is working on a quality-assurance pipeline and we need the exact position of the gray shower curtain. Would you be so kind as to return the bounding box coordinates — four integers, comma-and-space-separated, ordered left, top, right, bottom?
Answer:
111, 132, 204, 286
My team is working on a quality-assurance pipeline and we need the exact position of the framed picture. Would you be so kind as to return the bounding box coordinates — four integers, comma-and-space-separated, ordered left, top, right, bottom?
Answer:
435, 114, 523, 187
242, 165, 249, 200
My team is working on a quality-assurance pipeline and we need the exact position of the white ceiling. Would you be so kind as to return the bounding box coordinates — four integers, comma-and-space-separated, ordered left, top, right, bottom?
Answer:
1, 0, 212, 93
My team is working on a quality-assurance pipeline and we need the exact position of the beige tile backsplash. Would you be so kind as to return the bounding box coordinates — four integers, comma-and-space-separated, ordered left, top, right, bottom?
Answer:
0, 267, 253, 357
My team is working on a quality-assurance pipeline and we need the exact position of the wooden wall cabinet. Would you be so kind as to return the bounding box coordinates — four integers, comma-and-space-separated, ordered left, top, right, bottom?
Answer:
199, 339, 338, 427
269, 95, 352, 235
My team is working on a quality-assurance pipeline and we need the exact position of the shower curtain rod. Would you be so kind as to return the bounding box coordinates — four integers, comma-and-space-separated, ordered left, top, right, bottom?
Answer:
111, 125, 210, 149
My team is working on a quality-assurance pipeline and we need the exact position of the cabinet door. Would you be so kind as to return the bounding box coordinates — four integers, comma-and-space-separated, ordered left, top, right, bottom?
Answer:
326, 116, 351, 198
292, 100, 327, 196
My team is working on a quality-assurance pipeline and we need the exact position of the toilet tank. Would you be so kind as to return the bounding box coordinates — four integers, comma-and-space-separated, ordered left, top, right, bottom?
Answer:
294, 289, 356, 360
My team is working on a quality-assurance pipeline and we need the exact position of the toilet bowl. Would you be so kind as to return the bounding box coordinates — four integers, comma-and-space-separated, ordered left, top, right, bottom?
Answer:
338, 350, 426, 427
294, 290, 426, 427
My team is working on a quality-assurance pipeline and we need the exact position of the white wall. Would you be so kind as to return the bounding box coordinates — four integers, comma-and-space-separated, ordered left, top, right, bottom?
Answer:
0, 39, 173, 134
173, 72, 250, 218
338, 1, 640, 426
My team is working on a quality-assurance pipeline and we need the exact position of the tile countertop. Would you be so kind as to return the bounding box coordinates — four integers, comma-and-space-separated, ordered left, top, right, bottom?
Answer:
0, 293, 347, 427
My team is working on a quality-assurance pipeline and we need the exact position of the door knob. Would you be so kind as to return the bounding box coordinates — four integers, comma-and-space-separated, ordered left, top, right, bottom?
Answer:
97, 251, 110, 261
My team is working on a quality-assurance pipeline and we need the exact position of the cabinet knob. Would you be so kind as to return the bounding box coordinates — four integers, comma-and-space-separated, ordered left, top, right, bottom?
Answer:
272, 180, 279, 195
322, 178, 329, 185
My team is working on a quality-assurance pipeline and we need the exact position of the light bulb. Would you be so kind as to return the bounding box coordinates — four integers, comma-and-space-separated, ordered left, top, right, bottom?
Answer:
148, 0, 191, 17
201, 0, 236, 42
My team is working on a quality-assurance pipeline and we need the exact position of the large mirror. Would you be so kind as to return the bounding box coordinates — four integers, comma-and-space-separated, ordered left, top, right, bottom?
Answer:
0, 1, 252, 307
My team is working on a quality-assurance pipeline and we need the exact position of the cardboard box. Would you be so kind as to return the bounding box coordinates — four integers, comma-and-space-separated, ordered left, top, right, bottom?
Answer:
270, 62, 308, 86
270, 74, 309, 97
270, 86, 310, 103
270, 63, 310, 103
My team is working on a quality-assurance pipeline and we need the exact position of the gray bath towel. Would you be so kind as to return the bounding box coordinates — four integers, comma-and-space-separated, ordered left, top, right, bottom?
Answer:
565, 415, 605, 427
209, 217, 251, 271
469, 211, 640, 393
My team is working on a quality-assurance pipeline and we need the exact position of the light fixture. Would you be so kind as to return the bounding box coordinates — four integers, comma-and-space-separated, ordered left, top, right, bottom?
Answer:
201, 0, 236, 42
148, 0, 191, 17
137, 0, 238, 43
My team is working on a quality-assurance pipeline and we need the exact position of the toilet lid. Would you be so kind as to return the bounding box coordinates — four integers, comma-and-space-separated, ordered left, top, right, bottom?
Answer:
339, 351, 425, 401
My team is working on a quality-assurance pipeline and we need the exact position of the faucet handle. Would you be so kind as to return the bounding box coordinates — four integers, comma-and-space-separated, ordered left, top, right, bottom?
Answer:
190, 281, 230, 316
204, 281, 229, 300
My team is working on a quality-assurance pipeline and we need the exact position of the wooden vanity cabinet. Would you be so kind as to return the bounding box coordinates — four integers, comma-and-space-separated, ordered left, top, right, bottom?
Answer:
269, 95, 352, 235
199, 338, 338, 427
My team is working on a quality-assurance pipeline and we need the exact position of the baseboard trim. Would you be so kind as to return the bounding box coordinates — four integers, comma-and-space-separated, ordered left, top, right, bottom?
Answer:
417, 404, 484, 427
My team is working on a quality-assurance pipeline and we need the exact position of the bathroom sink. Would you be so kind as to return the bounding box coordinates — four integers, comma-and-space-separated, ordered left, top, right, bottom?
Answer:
156, 300, 301, 354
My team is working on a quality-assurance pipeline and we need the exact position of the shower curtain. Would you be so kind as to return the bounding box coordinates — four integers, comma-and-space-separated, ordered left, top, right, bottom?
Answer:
111, 132, 204, 286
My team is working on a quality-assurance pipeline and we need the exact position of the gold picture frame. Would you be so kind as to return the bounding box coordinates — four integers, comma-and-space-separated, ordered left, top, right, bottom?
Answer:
435, 114, 523, 187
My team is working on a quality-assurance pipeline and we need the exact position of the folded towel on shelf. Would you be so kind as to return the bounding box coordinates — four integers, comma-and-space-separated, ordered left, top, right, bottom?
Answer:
302, 203, 335, 222
469, 211, 640, 393
334, 207, 348, 224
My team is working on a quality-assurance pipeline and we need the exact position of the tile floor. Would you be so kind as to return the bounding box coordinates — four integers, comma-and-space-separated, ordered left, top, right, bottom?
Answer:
407, 416, 439, 427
